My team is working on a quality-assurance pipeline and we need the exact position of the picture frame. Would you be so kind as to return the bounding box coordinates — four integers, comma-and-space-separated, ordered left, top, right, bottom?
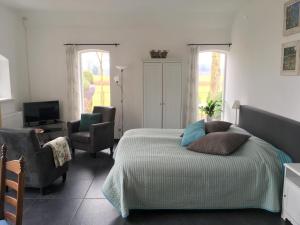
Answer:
284, 0, 300, 36
281, 41, 300, 76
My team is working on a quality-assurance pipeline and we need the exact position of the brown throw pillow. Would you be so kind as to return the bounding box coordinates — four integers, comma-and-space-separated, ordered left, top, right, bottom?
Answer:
187, 132, 251, 156
205, 121, 232, 133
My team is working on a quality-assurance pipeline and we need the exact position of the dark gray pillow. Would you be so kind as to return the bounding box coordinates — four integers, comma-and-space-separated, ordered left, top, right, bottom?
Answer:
205, 121, 232, 133
187, 132, 250, 156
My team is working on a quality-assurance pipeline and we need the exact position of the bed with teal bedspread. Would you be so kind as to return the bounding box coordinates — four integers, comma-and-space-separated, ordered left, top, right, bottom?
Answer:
102, 126, 292, 217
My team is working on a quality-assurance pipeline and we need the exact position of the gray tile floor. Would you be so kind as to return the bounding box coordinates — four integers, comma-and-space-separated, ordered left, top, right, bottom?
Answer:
20, 149, 291, 225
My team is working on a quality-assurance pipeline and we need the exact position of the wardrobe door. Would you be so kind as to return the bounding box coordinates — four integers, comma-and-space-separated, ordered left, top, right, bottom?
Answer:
163, 62, 182, 129
143, 62, 163, 128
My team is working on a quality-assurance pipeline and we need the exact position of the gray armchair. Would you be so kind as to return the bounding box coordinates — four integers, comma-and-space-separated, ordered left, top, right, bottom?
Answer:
67, 106, 116, 158
0, 128, 68, 195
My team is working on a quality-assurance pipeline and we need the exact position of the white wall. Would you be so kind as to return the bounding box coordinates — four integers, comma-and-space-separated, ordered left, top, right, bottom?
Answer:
225, 0, 300, 123
0, 4, 29, 108
24, 13, 232, 135
0, 4, 29, 128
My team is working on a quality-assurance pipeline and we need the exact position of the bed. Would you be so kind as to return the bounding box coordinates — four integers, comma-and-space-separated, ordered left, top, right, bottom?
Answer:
102, 106, 300, 217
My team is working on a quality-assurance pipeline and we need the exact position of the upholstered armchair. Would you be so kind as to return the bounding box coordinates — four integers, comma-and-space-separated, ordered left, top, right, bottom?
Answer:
0, 128, 68, 195
67, 106, 116, 158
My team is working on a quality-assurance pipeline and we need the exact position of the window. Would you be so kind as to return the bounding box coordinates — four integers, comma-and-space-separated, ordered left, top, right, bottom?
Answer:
79, 50, 110, 113
0, 54, 12, 100
197, 51, 226, 120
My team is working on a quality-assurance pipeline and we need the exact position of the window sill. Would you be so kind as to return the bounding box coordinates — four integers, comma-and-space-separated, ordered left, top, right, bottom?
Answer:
0, 98, 14, 103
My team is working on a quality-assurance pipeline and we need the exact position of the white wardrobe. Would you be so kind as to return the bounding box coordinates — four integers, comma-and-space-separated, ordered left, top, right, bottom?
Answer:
143, 59, 182, 129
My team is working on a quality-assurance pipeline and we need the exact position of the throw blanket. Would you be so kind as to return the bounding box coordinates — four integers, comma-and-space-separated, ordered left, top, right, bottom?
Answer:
44, 137, 72, 167
102, 127, 292, 217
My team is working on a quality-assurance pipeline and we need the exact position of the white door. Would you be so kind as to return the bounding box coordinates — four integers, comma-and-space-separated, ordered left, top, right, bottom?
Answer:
143, 63, 163, 128
163, 62, 182, 129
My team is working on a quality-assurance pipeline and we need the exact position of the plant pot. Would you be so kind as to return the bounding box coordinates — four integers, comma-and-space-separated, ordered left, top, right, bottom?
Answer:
206, 116, 213, 122
160, 50, 168, 58
150, 50, 161, 58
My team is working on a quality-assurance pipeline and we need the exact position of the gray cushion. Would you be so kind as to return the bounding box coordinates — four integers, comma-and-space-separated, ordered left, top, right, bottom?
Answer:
71, 132, 90, 143
205, 121, 232, 133
187, 132, 250, 155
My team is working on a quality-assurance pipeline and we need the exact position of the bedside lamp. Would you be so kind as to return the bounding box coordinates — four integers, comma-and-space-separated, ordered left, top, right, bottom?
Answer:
232, 100, 240, 125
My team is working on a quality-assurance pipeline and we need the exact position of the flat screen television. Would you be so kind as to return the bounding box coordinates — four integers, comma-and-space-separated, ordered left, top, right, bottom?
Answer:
23, 101, 60, 125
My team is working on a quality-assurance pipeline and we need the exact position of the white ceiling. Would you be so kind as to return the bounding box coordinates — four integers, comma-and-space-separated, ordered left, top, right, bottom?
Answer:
0, 0, 247, 14
0, 0, 248, 29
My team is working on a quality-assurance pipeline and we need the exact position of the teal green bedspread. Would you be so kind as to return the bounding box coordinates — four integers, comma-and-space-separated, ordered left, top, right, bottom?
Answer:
102, 126, 292, 217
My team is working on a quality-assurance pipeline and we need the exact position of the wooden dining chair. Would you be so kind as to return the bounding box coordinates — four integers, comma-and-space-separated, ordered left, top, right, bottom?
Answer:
0, 144, 25, 225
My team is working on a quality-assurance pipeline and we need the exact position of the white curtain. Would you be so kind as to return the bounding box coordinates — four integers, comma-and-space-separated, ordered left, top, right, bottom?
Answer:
185, 46, 200, 126
65, 45, 81, 121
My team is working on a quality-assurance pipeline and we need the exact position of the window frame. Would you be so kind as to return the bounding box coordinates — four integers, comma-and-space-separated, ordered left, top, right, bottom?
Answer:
78, 49, 111, 113
197, 50, 228, 120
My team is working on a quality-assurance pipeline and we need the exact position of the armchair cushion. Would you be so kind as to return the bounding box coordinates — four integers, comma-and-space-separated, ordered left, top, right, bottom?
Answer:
0, 220, 8, 225
70, 132, 90, 143
79, 113, 102, 131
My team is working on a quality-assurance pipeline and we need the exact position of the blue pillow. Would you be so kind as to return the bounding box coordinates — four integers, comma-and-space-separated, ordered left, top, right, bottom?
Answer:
181, 120, 206, 146
0, 220, 8, 225
79, 113, 102, 131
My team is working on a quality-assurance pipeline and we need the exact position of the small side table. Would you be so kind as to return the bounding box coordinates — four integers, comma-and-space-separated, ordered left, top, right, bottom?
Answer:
282, 163, 300, 225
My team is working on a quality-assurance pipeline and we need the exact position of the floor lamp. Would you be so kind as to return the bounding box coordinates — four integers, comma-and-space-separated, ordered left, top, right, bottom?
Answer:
114, 66, 126, 136
0, 105, 2, 128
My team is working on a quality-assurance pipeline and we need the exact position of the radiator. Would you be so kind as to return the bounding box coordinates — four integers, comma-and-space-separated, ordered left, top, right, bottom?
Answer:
1, 111, 23, 128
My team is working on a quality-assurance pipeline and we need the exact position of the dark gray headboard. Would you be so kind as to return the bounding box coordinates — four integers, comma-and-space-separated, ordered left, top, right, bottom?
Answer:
239, 105, 300, 163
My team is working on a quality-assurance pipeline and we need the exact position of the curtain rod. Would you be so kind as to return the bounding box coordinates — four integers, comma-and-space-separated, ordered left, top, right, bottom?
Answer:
188, 43, 232, 47
64, 43, 120, 46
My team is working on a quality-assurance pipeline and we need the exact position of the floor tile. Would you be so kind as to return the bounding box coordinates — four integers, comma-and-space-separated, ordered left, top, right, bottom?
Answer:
70, 199, 124, 225
25, 178, 92, 199
22, 199, 82, 225
85, 168, 111, 199
20, 143, 292, 225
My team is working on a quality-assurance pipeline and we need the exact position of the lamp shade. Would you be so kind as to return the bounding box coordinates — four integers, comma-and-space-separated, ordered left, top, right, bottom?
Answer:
116, 65, 127, 71
232, 100, 240, 109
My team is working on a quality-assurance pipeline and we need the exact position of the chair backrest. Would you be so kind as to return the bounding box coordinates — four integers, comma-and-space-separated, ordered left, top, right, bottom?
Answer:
0, 129, 42, 188
93, 106, 116, 123
0, 144, 25, 225
0, 128, 40, 159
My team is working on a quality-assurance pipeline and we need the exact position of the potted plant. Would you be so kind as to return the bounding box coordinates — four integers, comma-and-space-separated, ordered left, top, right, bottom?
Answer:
199, 99, 222, 121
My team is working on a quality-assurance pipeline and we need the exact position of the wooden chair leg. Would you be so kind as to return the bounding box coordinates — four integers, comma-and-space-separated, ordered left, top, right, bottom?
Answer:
62, 173, 67, 183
